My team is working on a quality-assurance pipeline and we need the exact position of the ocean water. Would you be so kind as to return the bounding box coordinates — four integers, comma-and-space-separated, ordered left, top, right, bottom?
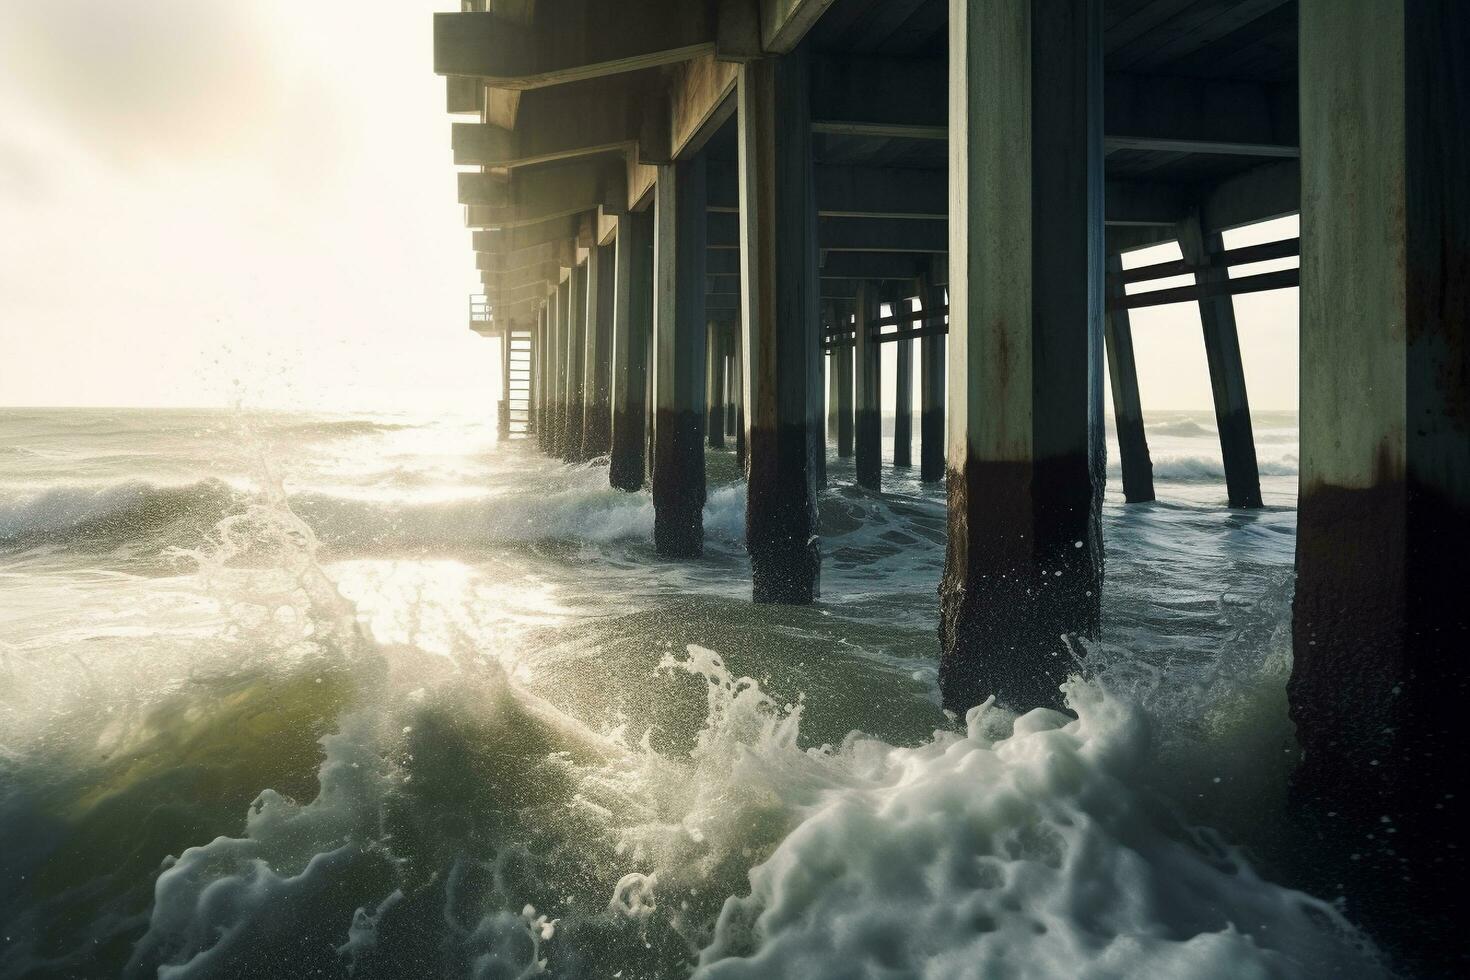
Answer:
0, 406, 1386, 979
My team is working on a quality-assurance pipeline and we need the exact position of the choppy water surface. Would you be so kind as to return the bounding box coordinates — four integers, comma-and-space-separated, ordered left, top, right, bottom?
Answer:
0, 408, 1385, 978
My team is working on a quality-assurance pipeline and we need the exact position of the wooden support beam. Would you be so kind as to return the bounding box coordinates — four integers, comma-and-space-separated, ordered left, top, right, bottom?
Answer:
1103, 135, 1297, 157
610, 209, 655, 491
1291, 7, 1470, 972
1111, 237, 1299, 285
1179, 213, 1263, 509
1108, 267, 1297, 311
433, 5, 715, 89
1103, 254, 1154, 503
651, 159, 708, 557
943, 0, 1104, 714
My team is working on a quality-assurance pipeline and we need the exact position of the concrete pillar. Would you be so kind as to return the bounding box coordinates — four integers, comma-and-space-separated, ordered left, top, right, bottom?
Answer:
611, 210, 654, 491
497, 325, 512, 438
826, 350, 839, 445
651, 158, 708, 557
1105, 254, 1155, 503
919, 273, 946, 483
724, 328, 738, 435
941, 0, 1104, 713
535, 308, 546, 437
737, 51, 822, 603
854, 281, 882, 490
1179, 213, 1262, 508
563, 262, 589, 462
893, 298, 914, 469
732, 324, 747, 474
836, 322, 854, 458
1291, 3, 1469, 971
706, 322, 726, 448
548, 281, 568, 457
583, 238, 616, 460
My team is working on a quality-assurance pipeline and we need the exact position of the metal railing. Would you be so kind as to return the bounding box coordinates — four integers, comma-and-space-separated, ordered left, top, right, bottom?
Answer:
469, 294, 492, 325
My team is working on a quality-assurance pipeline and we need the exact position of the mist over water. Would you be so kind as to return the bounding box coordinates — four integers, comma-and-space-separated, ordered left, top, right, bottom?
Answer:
0, 407, 1384, 978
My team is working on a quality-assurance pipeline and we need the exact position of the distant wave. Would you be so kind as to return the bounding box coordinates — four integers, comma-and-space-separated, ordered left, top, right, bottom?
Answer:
0, 480, 243, 553
266, 419, 417, 438
1111, 453, 1298, 483
0, 472, 749, 557
1144, 418, 1216, 437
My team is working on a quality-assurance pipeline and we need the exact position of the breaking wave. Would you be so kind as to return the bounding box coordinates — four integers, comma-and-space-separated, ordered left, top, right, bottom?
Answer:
1109, 454, 1299, 484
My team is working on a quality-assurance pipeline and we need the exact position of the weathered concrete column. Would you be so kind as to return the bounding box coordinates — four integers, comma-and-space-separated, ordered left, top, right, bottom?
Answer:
706, 322, 727, 448
651, 158, 708, 557
826, 350, 839, 445
732, 324, 747, 474
893, 298, 914, 469
1179, 214, 1262, 508
853, 282, 882, 490
582, 238, 616, 460
1291, 4, 1469, 971
548, 281, 569, 457
497, 325, 512, 438
1105, 254, 1155, 503
941, 0, 1105, 713
563, 262, 589, 462
919, 273, 946, 483
535, 307, 546, 440
836, 325, 854, 458
611, 210, 653, 491
724, 327, 738, 435
738, 51, 822, 603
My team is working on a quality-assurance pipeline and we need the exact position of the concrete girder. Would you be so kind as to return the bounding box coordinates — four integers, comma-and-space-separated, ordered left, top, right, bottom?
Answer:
471, 238, 559, 269
478, 259, 561, 288
467, 212, 584, 250
450, 74, 650, 167
807, 54, 1298, 157
487, 280, 553, 308
458, 155, 628, 218
433, 3, 716, 89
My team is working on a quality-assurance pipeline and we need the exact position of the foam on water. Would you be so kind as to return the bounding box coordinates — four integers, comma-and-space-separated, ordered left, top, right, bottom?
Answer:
0, 408, 1392, 978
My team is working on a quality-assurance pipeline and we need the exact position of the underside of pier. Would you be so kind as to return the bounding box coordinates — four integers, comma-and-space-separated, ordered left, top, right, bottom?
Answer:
436, 2, 1468, 973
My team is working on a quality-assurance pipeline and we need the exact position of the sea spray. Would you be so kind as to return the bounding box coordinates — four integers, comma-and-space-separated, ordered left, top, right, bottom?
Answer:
689, 675, 1382, 979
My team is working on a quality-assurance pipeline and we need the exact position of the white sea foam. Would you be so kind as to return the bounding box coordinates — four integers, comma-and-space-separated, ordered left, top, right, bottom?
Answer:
679, 669, 1381, 979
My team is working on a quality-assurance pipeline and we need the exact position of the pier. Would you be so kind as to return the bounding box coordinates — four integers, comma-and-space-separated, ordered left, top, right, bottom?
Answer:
437, 1, 1467, 972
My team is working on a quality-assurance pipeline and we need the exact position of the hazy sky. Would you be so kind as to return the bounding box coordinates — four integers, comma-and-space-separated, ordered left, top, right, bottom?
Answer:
0, 1, 486, 413
0, 2, 1299, 413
